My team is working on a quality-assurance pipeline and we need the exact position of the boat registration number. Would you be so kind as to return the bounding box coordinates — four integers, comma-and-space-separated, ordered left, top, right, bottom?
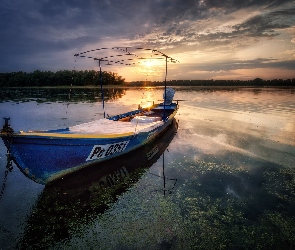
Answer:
86, 140, 130, 161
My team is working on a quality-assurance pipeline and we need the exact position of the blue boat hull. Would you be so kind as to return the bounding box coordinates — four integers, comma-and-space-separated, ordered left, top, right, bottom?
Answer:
1, 103, 178, 184
17, 118, 178, 249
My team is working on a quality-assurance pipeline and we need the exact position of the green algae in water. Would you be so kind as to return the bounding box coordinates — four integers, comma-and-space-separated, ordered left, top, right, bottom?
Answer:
171, 160, 295, 249
49, 159, 295, 250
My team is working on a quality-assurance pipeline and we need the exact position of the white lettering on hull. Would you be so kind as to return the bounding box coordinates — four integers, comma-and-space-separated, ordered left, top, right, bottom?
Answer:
146, 146, 159, 160
86, 140, 130, 161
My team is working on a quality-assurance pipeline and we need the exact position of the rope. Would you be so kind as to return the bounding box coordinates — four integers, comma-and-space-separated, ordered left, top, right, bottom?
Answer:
0, 169, 9, 200
0, 118, 14, 201
0, 146, 13, 201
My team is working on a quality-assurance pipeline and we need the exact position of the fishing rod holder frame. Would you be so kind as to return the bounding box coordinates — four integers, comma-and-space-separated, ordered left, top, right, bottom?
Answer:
1, 117, 14, 134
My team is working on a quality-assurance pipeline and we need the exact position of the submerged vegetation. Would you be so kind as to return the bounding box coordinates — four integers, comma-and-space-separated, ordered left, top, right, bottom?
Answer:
0, 70, 125, 87
167, 159, 295, 249
94, 159, 295, 249
17, 158, 295, 249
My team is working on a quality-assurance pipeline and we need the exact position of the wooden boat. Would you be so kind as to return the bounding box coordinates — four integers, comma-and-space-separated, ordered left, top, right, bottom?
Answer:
1, 47, 179, 186
17, 118, 178, 249
0, 88, 178, 184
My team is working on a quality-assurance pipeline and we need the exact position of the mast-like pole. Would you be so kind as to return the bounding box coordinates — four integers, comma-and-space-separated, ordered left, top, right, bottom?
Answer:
99, 60, 106, 118
163, 55, 168, 121
75, 48, 179, 121
163, 151, 166, 196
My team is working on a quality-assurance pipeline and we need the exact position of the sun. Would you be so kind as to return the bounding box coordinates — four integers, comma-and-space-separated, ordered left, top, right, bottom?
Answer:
142, 59, 154, 68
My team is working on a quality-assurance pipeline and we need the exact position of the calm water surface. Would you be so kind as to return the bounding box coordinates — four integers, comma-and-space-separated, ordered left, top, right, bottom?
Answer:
0, 87, 295, 249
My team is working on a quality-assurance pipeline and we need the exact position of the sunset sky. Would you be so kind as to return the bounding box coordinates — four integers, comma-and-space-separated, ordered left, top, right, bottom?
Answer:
1, 0, 294, 81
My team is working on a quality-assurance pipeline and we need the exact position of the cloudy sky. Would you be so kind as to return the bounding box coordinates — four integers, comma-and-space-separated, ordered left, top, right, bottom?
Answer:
1, 0, 294, 81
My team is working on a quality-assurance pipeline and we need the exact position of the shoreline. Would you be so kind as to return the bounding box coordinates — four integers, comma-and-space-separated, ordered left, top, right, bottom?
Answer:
1, 85, 295, 89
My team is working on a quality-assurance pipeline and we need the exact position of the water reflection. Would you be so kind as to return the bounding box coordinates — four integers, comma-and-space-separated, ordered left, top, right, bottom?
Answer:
1, 87, 295, 249
0, 87, 127, 103
175, 86, 295, 116
174, 87, 295, 168
17, 119, 178, 249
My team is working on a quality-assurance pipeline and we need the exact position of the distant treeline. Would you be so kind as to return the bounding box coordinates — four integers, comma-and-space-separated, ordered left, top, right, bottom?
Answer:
0, 70, 125, 87
128, 78, 295, 87
1, 71, 294, 87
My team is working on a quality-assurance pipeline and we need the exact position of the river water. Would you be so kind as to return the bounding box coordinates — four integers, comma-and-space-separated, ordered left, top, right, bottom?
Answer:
0, 87, 295, 249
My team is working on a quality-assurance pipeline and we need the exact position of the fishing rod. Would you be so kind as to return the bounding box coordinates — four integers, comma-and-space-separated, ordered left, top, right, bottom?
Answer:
74, 46, 179, 120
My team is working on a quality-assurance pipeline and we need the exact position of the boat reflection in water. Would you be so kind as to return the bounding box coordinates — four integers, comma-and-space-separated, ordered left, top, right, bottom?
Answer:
17, 119, 178, 249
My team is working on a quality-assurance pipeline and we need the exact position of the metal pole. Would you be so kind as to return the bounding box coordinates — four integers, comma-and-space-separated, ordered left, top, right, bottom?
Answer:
163, 151, 166, 196
99, 60, 106, 118
163, 56, 167, 121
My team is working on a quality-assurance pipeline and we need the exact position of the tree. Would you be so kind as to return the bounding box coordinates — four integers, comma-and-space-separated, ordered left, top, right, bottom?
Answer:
0, 70, 126, 87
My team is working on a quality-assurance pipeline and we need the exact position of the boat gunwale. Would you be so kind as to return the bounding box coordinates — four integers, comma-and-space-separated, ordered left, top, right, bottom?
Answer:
12, 131, 136, 139
0, 102, 178, 140
45, 118, 177, 184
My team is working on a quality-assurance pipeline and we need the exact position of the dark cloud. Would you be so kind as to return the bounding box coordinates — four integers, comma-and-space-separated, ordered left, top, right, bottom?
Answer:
129, 1, 295, 52
204, 0, 291, 10
156, 4, 294, 55
185, 58, 295, 72
0, 0, 294, 78
233, 12, 292, 38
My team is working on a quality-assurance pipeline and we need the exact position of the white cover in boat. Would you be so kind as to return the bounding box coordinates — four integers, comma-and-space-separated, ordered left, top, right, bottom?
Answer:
131, 116, 162, 123
163, 88, 175, 105
69, 117, 163, 134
